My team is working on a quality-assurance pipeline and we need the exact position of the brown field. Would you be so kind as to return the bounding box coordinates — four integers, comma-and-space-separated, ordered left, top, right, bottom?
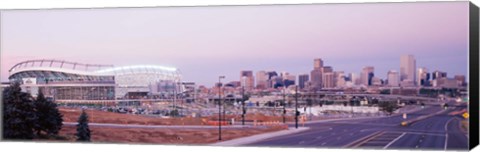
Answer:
59, 125, 285, 144
58, 107, 287, 144
60, 108, 298, 125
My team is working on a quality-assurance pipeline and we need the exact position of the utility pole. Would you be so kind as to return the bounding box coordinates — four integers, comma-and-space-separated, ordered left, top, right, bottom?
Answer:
295, 85, 299, 129
218, 76, 225, 140
242, 85, 246, 125
283, 86, 286, 123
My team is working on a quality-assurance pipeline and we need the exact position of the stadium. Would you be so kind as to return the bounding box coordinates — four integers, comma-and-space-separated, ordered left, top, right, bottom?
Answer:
7, 59, 183, 104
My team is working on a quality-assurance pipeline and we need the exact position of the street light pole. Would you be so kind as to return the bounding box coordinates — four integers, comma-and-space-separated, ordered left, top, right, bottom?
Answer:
218, 76, 225, 141
283, 86, 286, 123
242, 85, 245, 125
295, 85, 299, 129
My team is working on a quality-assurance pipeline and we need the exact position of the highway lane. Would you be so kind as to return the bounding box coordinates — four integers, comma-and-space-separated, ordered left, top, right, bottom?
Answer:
247, 103, 468, 150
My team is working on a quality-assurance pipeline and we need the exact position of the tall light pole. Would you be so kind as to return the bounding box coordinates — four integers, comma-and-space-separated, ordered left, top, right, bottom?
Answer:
241, 76, 246, 125
173, 81, 177, 117
282, 86, 286, 123
295, 85, 299, 129
218, 76, 225, 140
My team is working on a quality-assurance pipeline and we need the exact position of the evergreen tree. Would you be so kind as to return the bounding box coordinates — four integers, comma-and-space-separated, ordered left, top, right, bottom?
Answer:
378, 101, 399, 116
76, 110, 91, 142
2, 81, 38, 140
34, 88, 63, 136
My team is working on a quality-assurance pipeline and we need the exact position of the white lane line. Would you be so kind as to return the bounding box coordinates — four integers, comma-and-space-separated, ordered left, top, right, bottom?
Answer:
321, 142, 327, 146
444, 117, 454, 150
444, 134, 449, 150
383, 132, 406, 149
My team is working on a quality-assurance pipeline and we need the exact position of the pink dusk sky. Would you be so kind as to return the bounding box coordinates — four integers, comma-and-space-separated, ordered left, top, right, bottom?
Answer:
0, 2, 469, 86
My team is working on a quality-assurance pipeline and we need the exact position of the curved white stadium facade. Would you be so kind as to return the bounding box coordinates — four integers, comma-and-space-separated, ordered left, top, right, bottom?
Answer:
8, 59, 183, 103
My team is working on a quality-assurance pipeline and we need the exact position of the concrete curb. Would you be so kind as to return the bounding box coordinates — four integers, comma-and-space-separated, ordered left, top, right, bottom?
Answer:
211, 127, 310, 146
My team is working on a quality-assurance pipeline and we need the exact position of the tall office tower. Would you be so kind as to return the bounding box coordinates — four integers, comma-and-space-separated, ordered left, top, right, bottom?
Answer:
322, 72, 336, 88
240, 70, 255, 90
417, 67, 430, 86
298, 74, 309, 89
335, 71, 346, 87
371, 77, 383, 86
266, 71, 278, 88
310, 69, 322, 87
454, 75, 466, 86
271, 76, 284, 88
432, 70, 447, 80
349, 73, 360, 85
284, 76, 296, 87
387, 70, 400, 87
310, 58, 324, 90
361, 66, 375, 86
321, 66, 333, 73
280, 72, 296, 87
255, 71, 268, 89
314, 58, 324, 70
400, 55, 416, 85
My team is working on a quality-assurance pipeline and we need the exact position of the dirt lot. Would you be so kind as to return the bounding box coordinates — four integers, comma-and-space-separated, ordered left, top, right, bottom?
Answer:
60, 108, 298, 125
59, 125, 285, 144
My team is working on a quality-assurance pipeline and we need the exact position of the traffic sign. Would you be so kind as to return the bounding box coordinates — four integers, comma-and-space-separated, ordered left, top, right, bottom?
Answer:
463, 112, 469, 119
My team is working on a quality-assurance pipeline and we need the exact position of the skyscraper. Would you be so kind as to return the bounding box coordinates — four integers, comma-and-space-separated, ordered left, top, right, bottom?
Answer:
400, 55, 416, 85
255, 71, 268, 89
349, 73, 360, 85
310, 58, 324, 90
314, 58, 324, 70
281, 72, 296, 87
417, 67, 430, 86
298, 74, 309, 89
387, 70, 399, 87
266, 71, 278, 88
322, 72, 336, 88
432, 70, 447, 80
321, 66, 333, 73
361, 66, 374, 86
240, 70, 255, 90
335, 71, 346, 88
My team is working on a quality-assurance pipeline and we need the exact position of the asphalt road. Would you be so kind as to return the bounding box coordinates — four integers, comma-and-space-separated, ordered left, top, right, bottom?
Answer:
247, 102, 469, 151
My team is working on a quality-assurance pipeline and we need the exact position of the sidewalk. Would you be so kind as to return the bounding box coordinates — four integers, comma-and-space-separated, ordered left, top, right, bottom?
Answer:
211, 127, 310, 146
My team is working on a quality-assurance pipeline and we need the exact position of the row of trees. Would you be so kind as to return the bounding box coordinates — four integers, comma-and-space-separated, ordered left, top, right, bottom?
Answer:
2, 81, 90, 141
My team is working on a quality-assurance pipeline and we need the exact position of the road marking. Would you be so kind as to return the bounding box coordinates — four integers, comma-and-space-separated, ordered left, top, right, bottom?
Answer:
344, 131, 384, 148
383, 132, 406, 149
387, 131, 445, 137
321, 142, 327, 146
444, 134, 448, 150
444, 117, 454, 150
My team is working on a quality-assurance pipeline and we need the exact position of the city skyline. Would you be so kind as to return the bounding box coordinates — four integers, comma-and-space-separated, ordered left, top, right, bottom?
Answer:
1, 2, 469, 87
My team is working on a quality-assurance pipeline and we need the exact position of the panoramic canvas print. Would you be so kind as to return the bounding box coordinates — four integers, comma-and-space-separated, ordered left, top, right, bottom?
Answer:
0, 1, 473, 151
